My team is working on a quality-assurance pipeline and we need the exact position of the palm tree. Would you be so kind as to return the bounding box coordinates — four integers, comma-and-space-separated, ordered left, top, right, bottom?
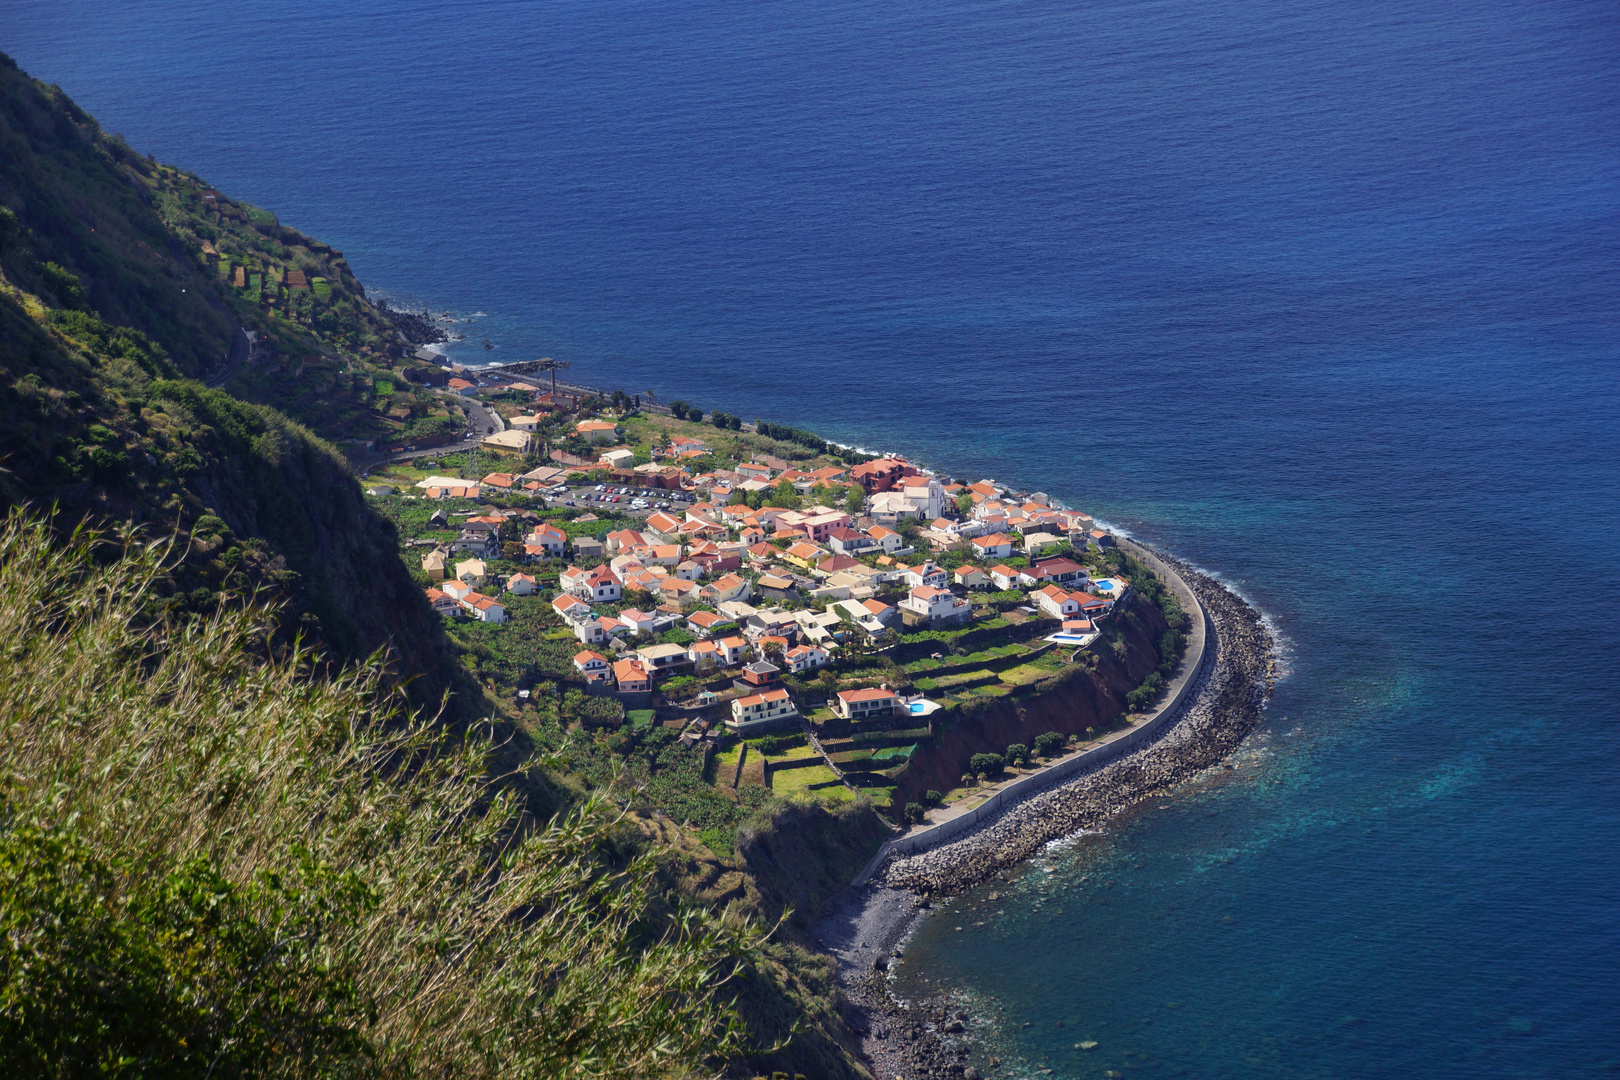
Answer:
645, 389, 657, 406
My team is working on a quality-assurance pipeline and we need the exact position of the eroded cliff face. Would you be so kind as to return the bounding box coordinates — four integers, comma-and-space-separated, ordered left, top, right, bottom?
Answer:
889, 595, 1169, 806
736, 799, 893, 927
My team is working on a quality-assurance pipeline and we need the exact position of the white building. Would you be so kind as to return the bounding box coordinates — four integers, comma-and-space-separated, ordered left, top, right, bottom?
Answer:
728, 688, 799, 734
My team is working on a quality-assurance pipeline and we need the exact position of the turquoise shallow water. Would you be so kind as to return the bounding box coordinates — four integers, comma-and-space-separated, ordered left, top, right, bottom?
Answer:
7, 1, 1618, 1074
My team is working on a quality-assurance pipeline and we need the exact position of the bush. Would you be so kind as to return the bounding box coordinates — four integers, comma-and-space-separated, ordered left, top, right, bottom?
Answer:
922, 790, 943, 806
1127, 671, 1165, 711
968, 752, 1004, 780
1033, 731, 1067, 759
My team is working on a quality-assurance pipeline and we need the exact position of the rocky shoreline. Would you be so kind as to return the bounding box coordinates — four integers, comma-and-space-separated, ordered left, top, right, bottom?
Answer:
816, 553, 1276, 1079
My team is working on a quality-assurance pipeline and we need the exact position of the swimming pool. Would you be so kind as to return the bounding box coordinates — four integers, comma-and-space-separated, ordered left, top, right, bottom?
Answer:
1092, 579, 1116, 591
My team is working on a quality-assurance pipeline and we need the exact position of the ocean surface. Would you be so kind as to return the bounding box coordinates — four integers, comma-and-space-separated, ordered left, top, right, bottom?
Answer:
7, 1, 1617, 1075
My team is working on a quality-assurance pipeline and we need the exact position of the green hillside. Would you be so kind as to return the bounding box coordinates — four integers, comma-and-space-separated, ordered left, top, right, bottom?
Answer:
0, 52, 877, 1079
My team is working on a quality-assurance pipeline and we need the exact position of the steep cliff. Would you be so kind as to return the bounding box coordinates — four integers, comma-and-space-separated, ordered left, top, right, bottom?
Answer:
0, 55, 464, 706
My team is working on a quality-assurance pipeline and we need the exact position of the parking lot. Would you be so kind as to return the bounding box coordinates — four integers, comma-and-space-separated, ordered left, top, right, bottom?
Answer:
537, 483, 693, 517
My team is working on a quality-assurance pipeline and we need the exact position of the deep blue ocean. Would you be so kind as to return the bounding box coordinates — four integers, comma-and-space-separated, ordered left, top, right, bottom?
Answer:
8, 1, 1617, 1075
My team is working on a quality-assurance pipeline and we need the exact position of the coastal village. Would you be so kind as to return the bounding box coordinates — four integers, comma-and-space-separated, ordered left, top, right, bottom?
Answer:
363, 367, 1174, 825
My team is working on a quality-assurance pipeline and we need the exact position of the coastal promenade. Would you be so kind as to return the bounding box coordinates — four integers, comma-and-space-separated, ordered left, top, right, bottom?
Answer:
851, 538, 1213, 886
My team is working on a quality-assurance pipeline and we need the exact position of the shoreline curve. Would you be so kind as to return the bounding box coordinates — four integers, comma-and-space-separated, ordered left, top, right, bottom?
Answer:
814, 545, 1278, 1080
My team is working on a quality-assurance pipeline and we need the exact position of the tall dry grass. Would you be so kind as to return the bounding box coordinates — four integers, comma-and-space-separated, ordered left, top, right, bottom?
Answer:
0, 510, 768, 1078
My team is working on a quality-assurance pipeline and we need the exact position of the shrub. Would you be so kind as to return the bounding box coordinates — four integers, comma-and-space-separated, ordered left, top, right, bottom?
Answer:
968, 753, 1004, 780
1033, 731, 1067, 759
922, 790, 943, 806
1127, 671, 1165, 711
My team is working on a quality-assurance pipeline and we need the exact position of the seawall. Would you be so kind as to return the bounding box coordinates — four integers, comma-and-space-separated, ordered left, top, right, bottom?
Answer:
851, 537, 1212, 885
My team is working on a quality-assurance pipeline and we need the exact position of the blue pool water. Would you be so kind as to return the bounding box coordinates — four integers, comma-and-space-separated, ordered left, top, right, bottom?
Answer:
6, 2, 1616, 1076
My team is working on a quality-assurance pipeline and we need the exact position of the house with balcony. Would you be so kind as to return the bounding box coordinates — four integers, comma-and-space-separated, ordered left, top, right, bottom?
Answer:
899, 585, 972, 627
560, 564, 623, 602
636, 643, 693, 678
834, 687, 904, 722
783, 643, 830, 674
573, 650, 612, 683
727, 688, 799, 735
424, 588, 461, 619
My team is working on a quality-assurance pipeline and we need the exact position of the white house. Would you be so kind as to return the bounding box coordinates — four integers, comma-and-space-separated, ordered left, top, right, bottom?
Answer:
1018, 558, 1090, 589
903, 561, 949, 589
714, 635, 749, 666
970, 533, 1014, 560
954, 566, 990, 590
424, 587, 461, 619
700, 573, 751, 605
573, 650, 612, 682
460, 593, 507, 624
1034, 584, 1084, 620
525, 524, 568, 559
834, 687, 903, 722
834, 598, 896, 636
600, 448, 636, 469
728, 688, 799, 734
867, 525, 905, 553
571, 617, 608, 644
783, 643, 829, 673
687, 639, 723, 671
506, 572, 538, 596
616, 609, 659, 636
826, 527, 877, 556
560, 564, 623, 602
899, 585, 971, 626
988, 564, 1023, 591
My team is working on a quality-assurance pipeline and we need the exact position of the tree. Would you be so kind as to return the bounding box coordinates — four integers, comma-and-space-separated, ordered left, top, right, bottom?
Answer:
922, 789, 944, 806
645, 389, 656, 405
968, 752, 1004, 780
955, 492, 975, 516
710, 411, 733, 430
503, 541, 526, 561
844, 485, 865, 517
1004, 743, 1030, 768
771, 480, 801, 509
902, 802, 927, 825
667, 400, 689, 420
1033, 731, 1067, 759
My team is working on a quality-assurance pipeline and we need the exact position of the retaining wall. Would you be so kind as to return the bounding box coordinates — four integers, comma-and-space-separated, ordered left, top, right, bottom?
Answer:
851, 539, 1211, 885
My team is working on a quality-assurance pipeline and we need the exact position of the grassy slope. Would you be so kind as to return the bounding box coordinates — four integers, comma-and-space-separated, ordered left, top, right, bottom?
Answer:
0, 52, 883, 1077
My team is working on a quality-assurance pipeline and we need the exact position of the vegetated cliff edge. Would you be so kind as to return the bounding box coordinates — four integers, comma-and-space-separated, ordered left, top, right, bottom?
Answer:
0, 54, 463, 706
